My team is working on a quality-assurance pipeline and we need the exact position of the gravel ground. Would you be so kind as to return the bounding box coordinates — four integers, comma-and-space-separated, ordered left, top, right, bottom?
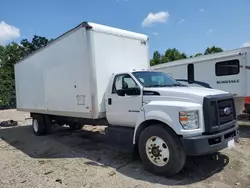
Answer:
0, 109, 250, 188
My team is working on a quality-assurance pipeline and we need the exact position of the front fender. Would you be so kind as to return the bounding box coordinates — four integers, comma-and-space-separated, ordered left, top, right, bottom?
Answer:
133, 110, 173, 144
145, 110, 173, 127
133, 100, 204, 144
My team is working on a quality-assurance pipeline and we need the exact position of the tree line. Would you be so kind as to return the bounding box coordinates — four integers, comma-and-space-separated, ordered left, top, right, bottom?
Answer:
0, 34, 223, 109
0, 36, 52, 109
150, 46, 223, 66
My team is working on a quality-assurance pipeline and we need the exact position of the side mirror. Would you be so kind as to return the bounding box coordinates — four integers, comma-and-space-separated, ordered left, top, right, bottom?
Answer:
116, 89, 125, 96
133, 87, 141, 95
117, 88, 141, 96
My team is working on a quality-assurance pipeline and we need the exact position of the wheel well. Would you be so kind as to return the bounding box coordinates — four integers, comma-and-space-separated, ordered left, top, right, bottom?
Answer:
135, 119, 178, 147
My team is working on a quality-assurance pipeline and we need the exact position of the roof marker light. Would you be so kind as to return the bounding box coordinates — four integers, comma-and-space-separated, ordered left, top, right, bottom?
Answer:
86, 25, 93, 29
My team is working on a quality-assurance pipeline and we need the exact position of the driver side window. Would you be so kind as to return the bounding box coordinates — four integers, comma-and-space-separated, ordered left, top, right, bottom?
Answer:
112, 74, 139, 95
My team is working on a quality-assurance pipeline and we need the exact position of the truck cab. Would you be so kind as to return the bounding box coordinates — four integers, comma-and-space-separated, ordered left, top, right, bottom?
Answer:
105, 70, 239, 176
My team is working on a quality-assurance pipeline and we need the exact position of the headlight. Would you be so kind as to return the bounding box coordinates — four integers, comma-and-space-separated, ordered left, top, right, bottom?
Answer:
179, 111, 199, 130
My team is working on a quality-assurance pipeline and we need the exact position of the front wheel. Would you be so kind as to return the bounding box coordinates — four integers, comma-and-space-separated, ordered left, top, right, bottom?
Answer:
138, 124, 186, 177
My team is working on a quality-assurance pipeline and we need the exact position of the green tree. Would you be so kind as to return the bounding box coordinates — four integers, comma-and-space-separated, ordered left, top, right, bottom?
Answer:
204, 46, 223, 55
150, 46, 224, 66
0, 35, 52, 109
0, 45, 4, 64
161, 48, 187, 63
0, 66, 16, 108
0, 43, 21, 108
20, 35, 52, 57
150, 48, 187, 65
194, 53, 203, 57
150, 51, 162, 66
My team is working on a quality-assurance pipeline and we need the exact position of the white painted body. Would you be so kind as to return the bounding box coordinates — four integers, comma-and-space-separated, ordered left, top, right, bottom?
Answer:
15, 22, 237, 148
141, 86, 227, 137
15, 22, 149, 119
103, 71, 230, 144
151, 47, 250, 114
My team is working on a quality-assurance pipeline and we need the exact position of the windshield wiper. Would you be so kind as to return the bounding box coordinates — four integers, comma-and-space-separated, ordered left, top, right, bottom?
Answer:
147, 84, 173, 87
147, 83, 187, 88
170, 83, 186, 87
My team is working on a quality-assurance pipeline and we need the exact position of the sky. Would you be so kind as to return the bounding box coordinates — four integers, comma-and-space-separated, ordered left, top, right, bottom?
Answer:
1, 0, 250, 57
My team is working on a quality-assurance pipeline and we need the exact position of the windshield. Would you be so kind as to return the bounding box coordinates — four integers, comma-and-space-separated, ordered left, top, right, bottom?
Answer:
133, 71, 184, 87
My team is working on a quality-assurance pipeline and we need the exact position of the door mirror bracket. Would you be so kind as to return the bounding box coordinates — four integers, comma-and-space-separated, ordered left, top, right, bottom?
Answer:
116, 89, 125, 96
116, 88, 140, 96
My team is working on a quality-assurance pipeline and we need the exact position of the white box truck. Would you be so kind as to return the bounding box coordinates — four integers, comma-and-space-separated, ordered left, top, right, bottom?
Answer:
151, 47, 250, 116
15, 22, 239, 176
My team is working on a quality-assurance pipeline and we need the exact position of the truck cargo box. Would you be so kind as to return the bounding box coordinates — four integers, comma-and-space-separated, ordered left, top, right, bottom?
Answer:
15, 22, 149, 119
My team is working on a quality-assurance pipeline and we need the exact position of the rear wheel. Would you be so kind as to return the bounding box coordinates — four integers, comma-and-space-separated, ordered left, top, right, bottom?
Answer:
44, 115, 53, 134
32, 115, 46, 136
138, 124, 186, 177
32, 114, 53, 136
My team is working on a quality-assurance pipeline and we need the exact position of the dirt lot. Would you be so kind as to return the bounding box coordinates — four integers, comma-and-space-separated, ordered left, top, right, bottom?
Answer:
0, 110, 250, 188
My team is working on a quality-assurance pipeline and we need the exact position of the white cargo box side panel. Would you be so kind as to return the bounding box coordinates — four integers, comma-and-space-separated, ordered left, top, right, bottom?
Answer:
89, 25, 149, 117
15, 27, 93, 118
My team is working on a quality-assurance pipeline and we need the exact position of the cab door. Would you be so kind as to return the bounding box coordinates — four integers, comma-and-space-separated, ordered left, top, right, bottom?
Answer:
106, 74, 143, 127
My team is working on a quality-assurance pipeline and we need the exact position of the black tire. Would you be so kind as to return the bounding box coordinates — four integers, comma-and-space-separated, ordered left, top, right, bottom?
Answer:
44, 115, 53, 134
32, 115, 46, 136
138, 124, 186, 177
69, 124, 84, 130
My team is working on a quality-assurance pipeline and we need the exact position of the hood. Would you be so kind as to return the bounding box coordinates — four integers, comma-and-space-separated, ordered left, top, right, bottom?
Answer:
143, 86, 229, 104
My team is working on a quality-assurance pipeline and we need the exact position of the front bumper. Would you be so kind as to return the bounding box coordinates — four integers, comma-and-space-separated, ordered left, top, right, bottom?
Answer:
180, 125, 239, 156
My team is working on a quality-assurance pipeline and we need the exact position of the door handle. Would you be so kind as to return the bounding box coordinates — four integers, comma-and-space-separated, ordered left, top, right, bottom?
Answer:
108, 98, 112, 105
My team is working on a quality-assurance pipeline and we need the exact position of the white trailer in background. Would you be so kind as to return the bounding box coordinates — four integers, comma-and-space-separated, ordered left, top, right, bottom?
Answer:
15, 22, 239, 176
151, 47, 250, 115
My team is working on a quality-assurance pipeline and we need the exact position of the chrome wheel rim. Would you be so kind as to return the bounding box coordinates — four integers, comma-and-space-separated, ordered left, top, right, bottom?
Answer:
145, 136, 170, 167
33, 119, 39, 132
